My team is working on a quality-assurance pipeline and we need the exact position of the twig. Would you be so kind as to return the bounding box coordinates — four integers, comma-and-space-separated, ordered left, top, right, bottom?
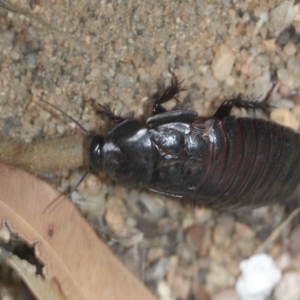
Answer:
254, 206, 300, 254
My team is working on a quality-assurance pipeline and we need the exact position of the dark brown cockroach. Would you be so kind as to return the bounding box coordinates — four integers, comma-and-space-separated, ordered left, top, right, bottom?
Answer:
43, 69, 300, 211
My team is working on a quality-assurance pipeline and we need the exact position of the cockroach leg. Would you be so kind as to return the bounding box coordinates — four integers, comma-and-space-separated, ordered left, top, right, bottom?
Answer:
152, 67, 186, 115
88, 98, 125, 124
214, 73, 277, 119
213, 99, 235, 119
262, 71, 278, 103
213, 97, 273, 119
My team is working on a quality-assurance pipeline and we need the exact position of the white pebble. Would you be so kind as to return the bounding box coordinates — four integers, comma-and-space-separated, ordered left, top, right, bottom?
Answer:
157, 280, 172, 300
235, 253, 282, 300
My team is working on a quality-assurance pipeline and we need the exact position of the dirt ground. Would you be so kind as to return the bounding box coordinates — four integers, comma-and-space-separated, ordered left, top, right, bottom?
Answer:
1, 0, 300, 299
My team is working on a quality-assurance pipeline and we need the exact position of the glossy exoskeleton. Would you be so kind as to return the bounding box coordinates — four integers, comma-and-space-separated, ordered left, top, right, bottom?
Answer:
46, 70, 300, 210
86, 70, 300, 210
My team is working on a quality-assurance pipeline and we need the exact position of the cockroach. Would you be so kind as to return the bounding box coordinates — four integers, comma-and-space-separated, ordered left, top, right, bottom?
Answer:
43, 69, 300, 211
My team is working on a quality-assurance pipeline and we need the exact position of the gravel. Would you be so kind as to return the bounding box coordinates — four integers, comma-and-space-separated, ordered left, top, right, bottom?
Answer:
1, 0, 300, 299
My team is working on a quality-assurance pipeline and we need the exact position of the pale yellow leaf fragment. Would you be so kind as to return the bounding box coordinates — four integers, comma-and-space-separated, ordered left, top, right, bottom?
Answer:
6, 253, 64, 300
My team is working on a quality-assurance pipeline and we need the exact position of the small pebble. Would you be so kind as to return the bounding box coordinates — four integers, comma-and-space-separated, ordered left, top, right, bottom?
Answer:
11, 50, 20, 61
172, 273, 191, 300
139, 192, 165, 221
83, 174, 104, 195
185, 223, 206, 256
85, 68, 101, 81
211, 44, 235, 81
145, 257, 169, 281
277, 68, 296, 87
262, 39, 277, 51
246, 63, 262, 78
104, 196, 126, 232
283, 41, 297, 56
253, 72, 271, 99
268, 1, 295, 36
201, 73, 219, 89
206, 262, 235, 294
274, 272, 300, 300
279, 84, 290, 96
157, 280, 172, 300
225, 75, 236, 86
213, 215, 235, 248
260, 12, 268, 22
270, 108, 299, 131
278, 99, 295, 109
234, 222, 256, 256
0, 225, 10, 243
235, 222, 255, 240
276, 253, 292, 270
147, 247, 165, 263
115, 73, 134, 88
39, 110, 51, 121
116, 228, 144, 247
194, 207, 212, 224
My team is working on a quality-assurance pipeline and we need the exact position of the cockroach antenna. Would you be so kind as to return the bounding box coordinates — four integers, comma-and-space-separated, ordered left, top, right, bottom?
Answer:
42, 169, 90, 214
39, 99, 91, 136
39, 99, 92, 213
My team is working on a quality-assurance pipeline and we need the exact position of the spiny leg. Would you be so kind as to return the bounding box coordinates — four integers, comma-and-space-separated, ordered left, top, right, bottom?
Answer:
88, 98, 125, 123
213, 96, 272, 119
213, 73, 277, 119
152, 68, 186, 115
261, 70, 278, 103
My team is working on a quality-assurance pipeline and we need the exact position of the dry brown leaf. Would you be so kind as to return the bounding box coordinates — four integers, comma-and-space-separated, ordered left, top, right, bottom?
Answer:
0, 163, 157, 300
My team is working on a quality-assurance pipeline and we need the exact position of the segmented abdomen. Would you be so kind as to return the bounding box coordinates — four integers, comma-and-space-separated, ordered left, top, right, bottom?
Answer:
199, 116, 300, 210
148, 116, 300, 210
